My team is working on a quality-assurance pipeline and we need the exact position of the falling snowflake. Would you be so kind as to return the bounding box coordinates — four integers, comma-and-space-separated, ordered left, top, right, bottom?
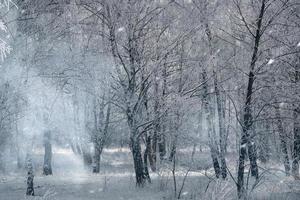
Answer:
117, 27, 125, 32
297, 42, 300, 47
267, 59, 274, 65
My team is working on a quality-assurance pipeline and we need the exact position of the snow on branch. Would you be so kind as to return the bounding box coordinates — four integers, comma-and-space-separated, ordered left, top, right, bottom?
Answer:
0, 0, 17, 10
0, 0, 17, 61
0, 38, 11, 61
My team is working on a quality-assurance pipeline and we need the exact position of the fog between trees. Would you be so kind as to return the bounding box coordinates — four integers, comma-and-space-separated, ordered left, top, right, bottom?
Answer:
0, 0, 299, 199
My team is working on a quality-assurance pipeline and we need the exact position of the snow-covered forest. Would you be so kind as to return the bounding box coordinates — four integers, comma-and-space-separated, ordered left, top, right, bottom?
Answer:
0, 0, 299, 199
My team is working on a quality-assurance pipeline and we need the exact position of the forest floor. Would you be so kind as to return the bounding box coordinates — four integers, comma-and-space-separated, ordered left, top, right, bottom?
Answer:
0, 147, 300, 200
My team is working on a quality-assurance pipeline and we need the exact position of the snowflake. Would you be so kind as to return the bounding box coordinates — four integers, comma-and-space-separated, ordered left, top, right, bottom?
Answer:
117, 27, 125, 32
267, 59, 274, 65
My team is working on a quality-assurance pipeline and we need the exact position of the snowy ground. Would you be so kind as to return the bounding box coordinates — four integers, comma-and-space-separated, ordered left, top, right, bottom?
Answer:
0, 147, 196, 200
1, 147, 300, 200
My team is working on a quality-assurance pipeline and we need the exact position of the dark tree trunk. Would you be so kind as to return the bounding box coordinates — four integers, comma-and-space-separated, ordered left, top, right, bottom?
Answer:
43, 131, 52, 175
168, 113, 179, 163
292, 107, 300, 179
169, 137, 177, 162
131, 136, 146, 187
143, 134, 151, 183
149, 129, 157, 171
237, 71, 259, 198
26, 158, 34, 196
237, 1, 265, 198
248, 140, 258, 178
211, 149, 221, 178
158, 122, 166, 160
93, 143, 101, 173
82, 150, 93, 167
169, 112, 180, 162
292, 65, 300, 179
237, 138, 247, 199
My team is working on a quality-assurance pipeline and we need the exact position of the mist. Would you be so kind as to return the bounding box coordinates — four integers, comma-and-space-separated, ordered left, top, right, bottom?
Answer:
0, 0, 299, 200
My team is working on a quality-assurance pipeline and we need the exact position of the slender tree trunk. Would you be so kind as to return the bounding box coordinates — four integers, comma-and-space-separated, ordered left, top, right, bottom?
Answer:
202, 70, 221, 178
158, 63, 168, 160
150, 122, 158, 171
237, 1, 266, 198
93, 102, 111, 173
15, 121, 22, 169
214, 70, 227, 179
292, 63, 300, 179
292, 106, 300, 179
43, 131, 52, 175
225, 98, 231, 153
140, 61, 154, 176
204, 23, 222, 179
248, 141, 258, 177
0, 151, 4, 173
275, 106, 290, 175
143, 134, 151, 183
150, 68, 160, 171
26, 158, 34, 196
169, 109, 180, 162
107, 0, 148, 186
169, 43, 184, 162
150, 125, 158, 171
158, 121, 166, 160
169, 135, 177, 162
